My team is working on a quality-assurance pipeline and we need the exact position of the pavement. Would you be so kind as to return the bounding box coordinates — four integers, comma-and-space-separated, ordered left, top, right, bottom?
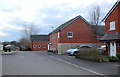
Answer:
2, 51, 119, 76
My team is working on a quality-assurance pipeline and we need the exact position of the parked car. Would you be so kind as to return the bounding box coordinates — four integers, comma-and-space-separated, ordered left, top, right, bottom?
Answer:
80, 45, 92, 48
98, 45, 106, 54
66, 47, 80, 56
66, 45, 92, 56
4, 44, 11, 52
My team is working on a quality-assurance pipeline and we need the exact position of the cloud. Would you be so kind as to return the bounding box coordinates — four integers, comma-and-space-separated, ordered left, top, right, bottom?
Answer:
0, 0, 117, 41
5, 24, 24, 30
0, 32, 8, 36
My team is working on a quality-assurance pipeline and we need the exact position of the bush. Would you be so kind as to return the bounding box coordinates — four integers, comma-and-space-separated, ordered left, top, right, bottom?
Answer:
108, 56, 119, 62
76, 48, 100, 61
102, 57, 109, 62
116, 53, 120, 61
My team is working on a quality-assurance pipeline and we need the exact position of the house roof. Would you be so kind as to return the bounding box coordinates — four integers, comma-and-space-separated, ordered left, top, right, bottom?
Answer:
49, 15, 91, 34
30, 35, 49, 41
100, 32, 120, 41
103, 0, 120, 21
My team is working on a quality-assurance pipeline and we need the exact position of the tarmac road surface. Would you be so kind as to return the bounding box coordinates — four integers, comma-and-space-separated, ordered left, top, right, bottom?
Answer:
2, 51, 119, 76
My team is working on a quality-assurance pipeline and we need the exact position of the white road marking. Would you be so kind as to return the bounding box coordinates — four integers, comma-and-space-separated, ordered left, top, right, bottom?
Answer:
46, 54, 104, 76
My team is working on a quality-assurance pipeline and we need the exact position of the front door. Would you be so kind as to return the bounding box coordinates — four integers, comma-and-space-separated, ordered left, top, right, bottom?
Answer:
110, 41, 116, 56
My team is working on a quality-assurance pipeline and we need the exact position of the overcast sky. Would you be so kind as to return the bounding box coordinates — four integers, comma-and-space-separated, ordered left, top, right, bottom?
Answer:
0, 0, 118, 42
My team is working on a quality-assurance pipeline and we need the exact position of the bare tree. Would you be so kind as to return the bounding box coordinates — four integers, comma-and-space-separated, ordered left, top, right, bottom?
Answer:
22, 22, 40, 41
88, 5, 102, 38
19, 37, 30, 51
89, 5, 101, 26
20, 22, 40, 50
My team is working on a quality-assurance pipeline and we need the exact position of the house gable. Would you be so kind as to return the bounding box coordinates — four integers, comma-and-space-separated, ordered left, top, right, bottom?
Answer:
103, 0, 120, 21
49, 15, 91, 35
103, 1, 120, 33
60, 17, 98, 43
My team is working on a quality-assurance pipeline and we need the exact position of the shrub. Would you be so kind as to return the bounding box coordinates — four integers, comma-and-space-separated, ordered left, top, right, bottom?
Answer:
116, 53, 120, 61
108, 56, 119, 62
102, 57, 109, 62
76, 48, 100, 61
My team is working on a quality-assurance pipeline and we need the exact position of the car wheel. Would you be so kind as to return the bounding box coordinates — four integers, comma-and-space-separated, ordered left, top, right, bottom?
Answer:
73, 52, 77, 56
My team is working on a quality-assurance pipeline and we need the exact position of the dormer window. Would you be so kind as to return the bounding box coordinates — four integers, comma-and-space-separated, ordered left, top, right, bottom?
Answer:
110, 21, 115, 31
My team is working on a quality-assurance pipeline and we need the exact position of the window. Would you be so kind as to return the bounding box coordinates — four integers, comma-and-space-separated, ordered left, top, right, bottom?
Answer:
43, 44, 46, 48
68, 32, 73, 38
38, 45, 41, 48
33, 45, 36, 48
57, 32, 60, 38
52, 34, 55, 39
110, 21, 115, 30
112, 43, 114, 46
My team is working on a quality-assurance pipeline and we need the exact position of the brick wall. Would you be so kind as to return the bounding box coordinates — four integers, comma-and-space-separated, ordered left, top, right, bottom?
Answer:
60, 18, 99, 43
31, 41, 48, 51
118, 3, 120, 32
105, 2, 120, 33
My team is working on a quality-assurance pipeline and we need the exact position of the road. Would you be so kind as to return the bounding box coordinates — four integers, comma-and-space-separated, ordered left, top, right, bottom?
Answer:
2, 51, 119, 75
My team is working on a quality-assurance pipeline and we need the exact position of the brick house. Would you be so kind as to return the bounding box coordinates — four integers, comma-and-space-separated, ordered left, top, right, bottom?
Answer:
30, 35, 49, 51
49, 15, 105, 54
101, 0, 120, 56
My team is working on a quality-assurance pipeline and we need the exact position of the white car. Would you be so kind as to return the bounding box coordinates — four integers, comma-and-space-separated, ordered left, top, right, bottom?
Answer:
98, 45, 106, 52
66, 45, 92, 56
66, 48, 80, 56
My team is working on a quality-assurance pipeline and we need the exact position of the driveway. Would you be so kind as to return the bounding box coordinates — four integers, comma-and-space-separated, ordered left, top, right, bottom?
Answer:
2, 51, 119, 76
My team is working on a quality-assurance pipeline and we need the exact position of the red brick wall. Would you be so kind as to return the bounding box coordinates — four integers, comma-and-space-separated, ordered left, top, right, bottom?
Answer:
118, 3, 120, 32
106, 42, 110, 56
116, 42, 120, 53
105, 2, 120, 33
31, 41, 48, 51
49, 32, 60, 51
60, 18, 99, 43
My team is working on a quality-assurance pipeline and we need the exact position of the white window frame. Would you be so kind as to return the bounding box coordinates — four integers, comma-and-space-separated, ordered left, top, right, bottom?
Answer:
68, 32, 73, 38
52, 34, 55, 39
57, 32, 60, 38
109, 21, 116, 31
38, 45, 41, 48
33, 45, 36, 48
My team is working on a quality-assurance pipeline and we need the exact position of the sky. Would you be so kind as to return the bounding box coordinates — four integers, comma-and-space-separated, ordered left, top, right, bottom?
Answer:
0, 0, 118, 42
